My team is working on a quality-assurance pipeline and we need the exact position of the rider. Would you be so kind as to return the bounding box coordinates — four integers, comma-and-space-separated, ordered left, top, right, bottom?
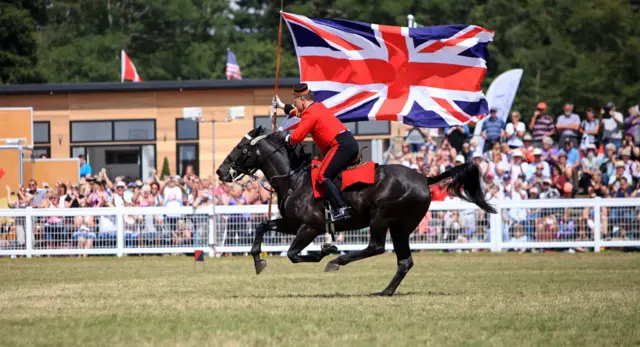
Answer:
274, 83, 359, 222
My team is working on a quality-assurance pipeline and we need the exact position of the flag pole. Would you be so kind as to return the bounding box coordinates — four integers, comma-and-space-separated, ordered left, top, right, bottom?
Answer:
267, 0, 284, 221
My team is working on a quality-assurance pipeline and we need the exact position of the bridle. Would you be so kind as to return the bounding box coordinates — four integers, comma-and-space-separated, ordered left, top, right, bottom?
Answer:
227, 133, 305, 192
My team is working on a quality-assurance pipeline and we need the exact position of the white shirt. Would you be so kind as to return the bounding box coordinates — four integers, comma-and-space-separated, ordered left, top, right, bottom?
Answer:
505, 122, 526, 147
113, 194, 125, 208
163, 186, 183, 217
602, 112, 623, 140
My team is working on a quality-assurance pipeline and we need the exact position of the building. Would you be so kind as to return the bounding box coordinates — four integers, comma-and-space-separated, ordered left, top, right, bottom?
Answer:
0, 78, 394, 180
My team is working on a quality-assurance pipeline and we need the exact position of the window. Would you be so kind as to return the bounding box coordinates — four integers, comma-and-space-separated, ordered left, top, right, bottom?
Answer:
254, 115, 284, 130
32, 147, 50, 159
114, 120, 155, 141
177, 144, 199, 176
71, 147, 86, 159
106, 149, 139, 164
355, 120, 390, 135
71, 120, 156, 143
34, 122, 50, 144
176, 119, 199, 140
71, 121, 113, 142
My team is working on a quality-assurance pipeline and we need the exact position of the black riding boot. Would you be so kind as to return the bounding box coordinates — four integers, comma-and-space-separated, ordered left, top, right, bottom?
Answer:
322, 179, 352, 222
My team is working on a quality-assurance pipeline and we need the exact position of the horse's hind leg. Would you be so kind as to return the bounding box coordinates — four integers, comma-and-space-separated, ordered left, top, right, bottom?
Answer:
376, 227, 414, 296
324, 221, 387, 272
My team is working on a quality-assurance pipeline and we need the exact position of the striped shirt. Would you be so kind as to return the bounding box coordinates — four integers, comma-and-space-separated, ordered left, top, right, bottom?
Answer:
531, 115, 555, 141
481, 117, 505, 141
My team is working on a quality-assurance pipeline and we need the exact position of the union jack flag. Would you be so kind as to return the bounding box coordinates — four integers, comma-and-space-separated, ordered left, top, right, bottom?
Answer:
280, 12, 494, 129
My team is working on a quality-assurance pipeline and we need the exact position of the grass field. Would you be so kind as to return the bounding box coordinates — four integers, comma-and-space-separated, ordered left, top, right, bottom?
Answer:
1, 252, 639, 347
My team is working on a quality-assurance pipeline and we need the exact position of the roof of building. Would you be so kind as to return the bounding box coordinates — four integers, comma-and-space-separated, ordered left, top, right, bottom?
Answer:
0, 77, 300, 95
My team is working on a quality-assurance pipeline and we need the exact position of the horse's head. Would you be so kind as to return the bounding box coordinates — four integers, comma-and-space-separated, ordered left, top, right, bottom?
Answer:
216, 126, 270, 183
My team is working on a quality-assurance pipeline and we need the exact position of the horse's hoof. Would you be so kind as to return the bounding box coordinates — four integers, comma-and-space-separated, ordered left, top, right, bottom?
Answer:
321, 243, 339, 254
324, 262, 340, 272
254, 260, 267, 275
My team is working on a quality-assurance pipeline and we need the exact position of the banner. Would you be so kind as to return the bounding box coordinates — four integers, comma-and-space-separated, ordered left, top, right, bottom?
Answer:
473, 69, 523, 148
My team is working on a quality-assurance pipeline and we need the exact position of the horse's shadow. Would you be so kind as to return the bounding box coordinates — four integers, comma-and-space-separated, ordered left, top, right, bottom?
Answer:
223, 291, 455, 299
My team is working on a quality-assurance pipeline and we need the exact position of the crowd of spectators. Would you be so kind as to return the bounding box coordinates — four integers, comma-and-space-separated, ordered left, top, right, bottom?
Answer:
389, 101, 640, 201
387, 101, 640, 248
2, 100, 640, 252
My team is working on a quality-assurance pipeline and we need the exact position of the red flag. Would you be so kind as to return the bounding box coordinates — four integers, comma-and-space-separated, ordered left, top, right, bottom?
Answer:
0, 168, 5, 180
121, 50, 142, 82
194, 250, 204, 262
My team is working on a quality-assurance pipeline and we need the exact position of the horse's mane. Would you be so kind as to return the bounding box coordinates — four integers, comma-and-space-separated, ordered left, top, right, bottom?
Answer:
255, 126, 312, 171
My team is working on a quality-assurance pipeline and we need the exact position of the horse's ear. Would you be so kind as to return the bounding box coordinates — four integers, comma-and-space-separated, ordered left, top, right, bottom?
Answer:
256, 125, 264, 135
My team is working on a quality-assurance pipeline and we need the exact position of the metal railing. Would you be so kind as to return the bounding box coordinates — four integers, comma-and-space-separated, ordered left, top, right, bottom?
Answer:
1, 199, 639, 258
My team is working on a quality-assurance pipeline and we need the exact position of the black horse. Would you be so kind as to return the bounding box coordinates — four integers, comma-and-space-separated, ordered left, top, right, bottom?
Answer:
216, 126, 496, 296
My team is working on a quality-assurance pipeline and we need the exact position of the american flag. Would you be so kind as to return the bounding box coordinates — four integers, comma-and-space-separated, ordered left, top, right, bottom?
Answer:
280, 12, 494, 129
226, 48, 242, 80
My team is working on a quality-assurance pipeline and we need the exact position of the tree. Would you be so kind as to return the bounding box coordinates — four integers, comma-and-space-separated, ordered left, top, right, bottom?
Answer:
0, 1, 46, 84
160, 157, 171, 179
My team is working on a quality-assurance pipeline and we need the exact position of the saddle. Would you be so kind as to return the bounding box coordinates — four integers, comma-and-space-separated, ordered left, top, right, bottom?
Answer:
310, 147, 377, 199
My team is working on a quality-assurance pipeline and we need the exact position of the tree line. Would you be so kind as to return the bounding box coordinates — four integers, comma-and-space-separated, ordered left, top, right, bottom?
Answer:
1, 0, 639, 120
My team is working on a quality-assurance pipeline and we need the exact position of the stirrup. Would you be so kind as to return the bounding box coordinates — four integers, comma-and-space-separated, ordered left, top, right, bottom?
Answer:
331, 206, 352, 222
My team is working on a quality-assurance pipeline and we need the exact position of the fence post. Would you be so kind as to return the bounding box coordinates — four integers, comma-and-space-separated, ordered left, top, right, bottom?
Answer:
116, 207, 124, 257
489, 202, 503, 252
208, 207, 216, 257
593, 199, 601, 253
25, 208, 33, 258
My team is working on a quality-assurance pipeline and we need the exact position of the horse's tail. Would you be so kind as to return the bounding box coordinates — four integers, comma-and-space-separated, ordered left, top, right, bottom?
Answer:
426, 162, 497, 214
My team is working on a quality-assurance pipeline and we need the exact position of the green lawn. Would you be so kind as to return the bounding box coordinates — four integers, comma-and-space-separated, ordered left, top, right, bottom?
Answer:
0, 252, 639, 347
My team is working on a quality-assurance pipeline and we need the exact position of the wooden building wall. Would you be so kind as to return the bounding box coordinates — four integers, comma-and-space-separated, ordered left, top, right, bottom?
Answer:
0, 88, 395, 179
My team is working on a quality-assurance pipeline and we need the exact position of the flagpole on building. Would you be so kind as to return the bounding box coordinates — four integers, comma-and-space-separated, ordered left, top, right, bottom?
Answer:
267, 0, 284, 221
120, 50, 125, 83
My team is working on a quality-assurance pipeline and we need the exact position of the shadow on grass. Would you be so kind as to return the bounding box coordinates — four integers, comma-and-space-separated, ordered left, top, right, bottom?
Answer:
223, 291, 455, 299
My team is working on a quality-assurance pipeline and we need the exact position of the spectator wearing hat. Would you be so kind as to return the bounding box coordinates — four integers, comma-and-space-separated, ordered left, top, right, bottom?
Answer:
618, 132, 640, 160
618, 147, 639, 181
624, 105, 640, 146
505, 111, 526, 149
579, 108, 600, 151
526, 148, 551, 180
481, 107, 505, 152
608, 160, 632, 189
471, 150, 488, 175
559, 138, 581, 167
521, 133, 535, 163
556, 103, 581, 148
507, 149, 529, 181
539, 178, 561, 199
579, 144, 599, 193
113, 181, 127, 207
601, 102, 624, 149
529, 102, 555, 145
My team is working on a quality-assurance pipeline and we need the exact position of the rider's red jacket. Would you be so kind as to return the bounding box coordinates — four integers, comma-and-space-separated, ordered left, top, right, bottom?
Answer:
288, 102, 348, 155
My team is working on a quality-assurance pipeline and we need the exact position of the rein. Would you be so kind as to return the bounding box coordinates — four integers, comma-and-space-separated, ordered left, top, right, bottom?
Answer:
228, 134, 309, 199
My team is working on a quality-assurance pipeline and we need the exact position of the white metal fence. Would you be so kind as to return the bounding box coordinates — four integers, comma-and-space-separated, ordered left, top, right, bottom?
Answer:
1, 199, 640, 258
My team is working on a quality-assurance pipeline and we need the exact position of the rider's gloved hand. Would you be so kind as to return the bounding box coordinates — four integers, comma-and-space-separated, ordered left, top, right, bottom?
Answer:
273, 95, 285, 109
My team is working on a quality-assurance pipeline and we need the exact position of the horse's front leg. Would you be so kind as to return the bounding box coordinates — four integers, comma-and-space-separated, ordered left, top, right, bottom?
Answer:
286, 224, 332, 263
250, 218, 291, 275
